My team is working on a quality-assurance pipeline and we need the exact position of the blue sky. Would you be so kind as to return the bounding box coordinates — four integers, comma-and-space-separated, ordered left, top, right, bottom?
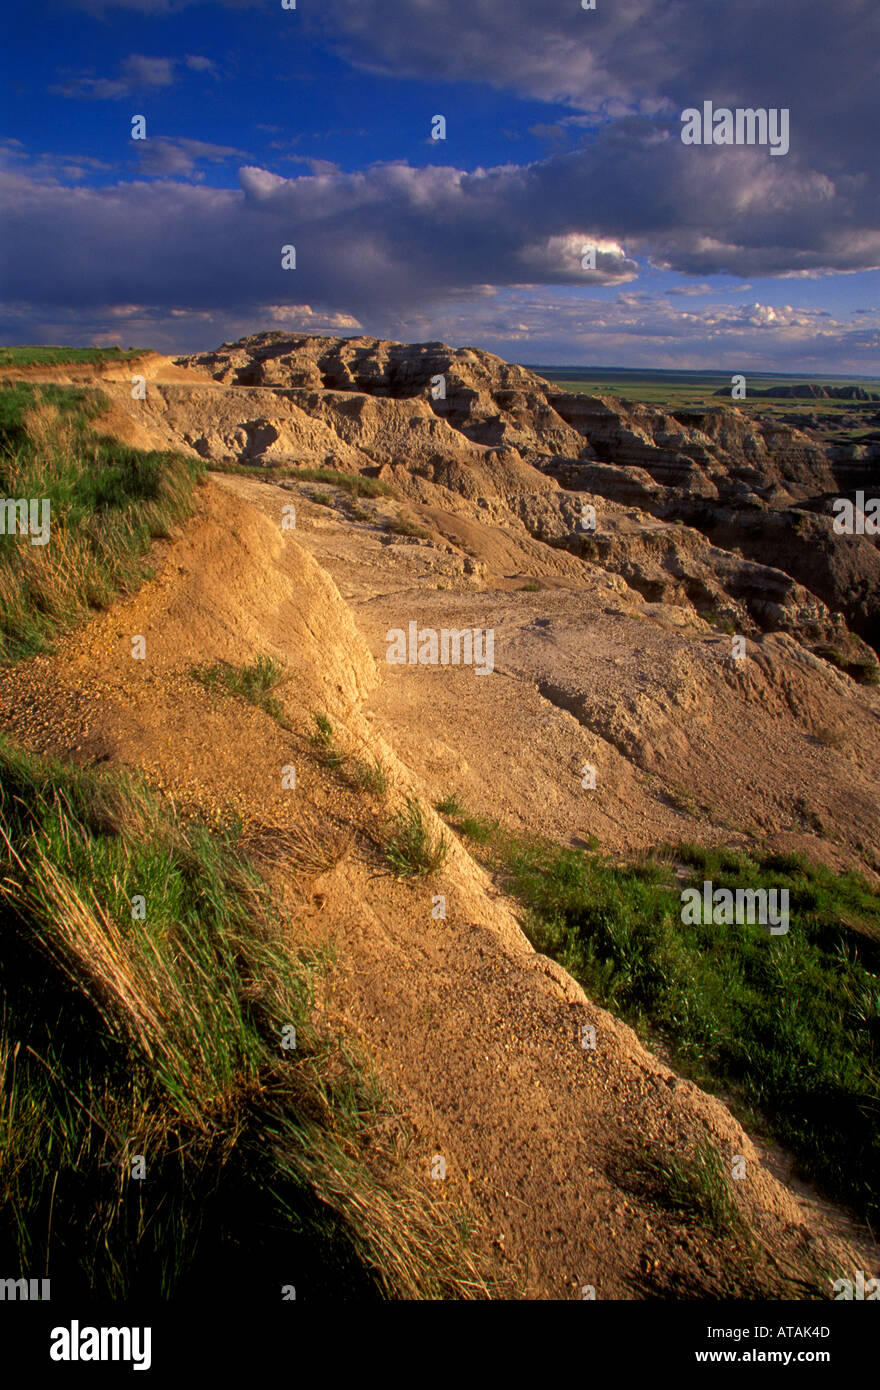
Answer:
1, 0, 878, 372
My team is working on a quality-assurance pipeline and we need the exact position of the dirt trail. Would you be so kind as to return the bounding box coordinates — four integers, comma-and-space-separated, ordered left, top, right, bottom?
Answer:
1, 476, 876, 1298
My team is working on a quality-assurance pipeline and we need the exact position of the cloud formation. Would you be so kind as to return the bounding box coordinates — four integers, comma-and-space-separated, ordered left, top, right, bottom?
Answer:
134, 137, 246, 177
2, 126, 875, 317
51, 53, 177, 100
10, 0, 879, 367
1, 145, 876, 369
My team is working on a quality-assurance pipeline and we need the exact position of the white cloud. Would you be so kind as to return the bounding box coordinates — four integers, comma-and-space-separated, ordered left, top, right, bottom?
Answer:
52, 53, 176, 100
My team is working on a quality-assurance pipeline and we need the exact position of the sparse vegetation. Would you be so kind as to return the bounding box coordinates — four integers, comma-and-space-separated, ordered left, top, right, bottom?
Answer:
310, 712, 344, 768
814, 644, 880, 686
387, 513, 430, 540
698, 609, 736, 635
312, 712, 334, 747
293, 467, 394, 498
436, 798, 498, 844
191, 655, 289, 728
635, 1142, 749, 1239
351, 755, 391, 798
3, 337, 878, 1301
384, 797, 448, 879
214, 462, 396, 499
664, 784, 719, 821
0, 734, 492, 1298
0, 383, 203, 664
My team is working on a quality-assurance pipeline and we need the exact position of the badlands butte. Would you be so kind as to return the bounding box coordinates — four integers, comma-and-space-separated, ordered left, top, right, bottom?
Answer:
2, 332, 879, 1299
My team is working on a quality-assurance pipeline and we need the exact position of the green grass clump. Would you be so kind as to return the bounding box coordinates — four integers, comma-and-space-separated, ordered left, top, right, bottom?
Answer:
191, 655, 289, 728
351, 756, 391, 798
309, 713, 345, 769
455, 813, 499, 844
0, 383, 204, 664
853, 661, 879, 686
636, 1143, 749, 1239
312, 712, 334, 747
311, 713, 341, 765
435, 793, 500, 845
384, 797, 448, 879
0, 733, 494, 1300
698, 609, 736, 635
0, 346, 145, 369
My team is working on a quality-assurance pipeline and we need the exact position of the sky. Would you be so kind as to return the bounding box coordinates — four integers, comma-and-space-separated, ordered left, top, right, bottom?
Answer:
1, 0, 878, 372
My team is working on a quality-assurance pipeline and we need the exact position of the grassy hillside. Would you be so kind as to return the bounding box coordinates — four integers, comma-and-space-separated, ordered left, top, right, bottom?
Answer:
0, 346, 146, 369
437, 800, 880, 1225
0, 382, 203, 663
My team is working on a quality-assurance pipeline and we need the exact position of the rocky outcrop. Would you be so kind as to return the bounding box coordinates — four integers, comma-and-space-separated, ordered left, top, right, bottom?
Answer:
170, 333, 879, 662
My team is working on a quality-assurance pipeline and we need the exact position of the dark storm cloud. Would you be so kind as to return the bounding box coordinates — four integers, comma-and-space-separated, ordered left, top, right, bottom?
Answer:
2, 118, 876, 326
316, 0, 879, 165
